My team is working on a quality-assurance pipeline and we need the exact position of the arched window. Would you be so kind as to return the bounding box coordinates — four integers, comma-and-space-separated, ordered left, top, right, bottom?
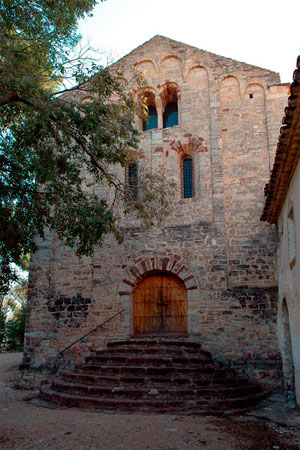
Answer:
161, 84, 179, 129
143, 105, 158, 131
126, 162, 138, 201
182, 157, 193, 198
163, 102, 178, 128
142, 92, 158, 131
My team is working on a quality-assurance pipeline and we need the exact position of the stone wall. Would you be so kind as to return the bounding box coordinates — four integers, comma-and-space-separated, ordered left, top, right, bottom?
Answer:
22, 36, 289, 388
277, 158, 300, 404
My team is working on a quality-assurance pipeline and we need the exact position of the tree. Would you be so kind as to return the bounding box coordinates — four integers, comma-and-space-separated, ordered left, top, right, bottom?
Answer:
0, 0, 147, 296
0, 278, 27, 351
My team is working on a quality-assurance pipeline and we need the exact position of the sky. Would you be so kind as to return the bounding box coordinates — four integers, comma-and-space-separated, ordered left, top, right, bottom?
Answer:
78, 0, 300, 84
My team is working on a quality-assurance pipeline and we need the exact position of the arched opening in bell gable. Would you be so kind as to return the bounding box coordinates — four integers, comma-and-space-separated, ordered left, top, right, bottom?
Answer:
141, 91, 158, 131
160, 84, 179, 128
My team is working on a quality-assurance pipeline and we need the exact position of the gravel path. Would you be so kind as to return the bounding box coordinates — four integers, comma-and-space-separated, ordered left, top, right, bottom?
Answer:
0, 353, 299, 450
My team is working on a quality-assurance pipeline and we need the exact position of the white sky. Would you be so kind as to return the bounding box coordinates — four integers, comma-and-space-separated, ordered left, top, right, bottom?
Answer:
78, 0, 300, 84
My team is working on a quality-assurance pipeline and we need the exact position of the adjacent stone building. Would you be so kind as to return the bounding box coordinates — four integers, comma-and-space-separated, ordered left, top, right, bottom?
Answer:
22, 36, 290, 388
262, 56, 300, 405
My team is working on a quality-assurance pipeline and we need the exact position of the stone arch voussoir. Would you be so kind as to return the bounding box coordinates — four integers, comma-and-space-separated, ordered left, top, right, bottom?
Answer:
169, 135, 207, 157
119, 254, 198, 298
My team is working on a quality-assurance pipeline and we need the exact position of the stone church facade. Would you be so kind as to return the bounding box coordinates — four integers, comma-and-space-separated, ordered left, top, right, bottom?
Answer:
22, 36, 290, 388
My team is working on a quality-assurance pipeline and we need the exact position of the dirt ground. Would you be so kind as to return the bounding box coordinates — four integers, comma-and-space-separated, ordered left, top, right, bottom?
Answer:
0, 353, 299, 450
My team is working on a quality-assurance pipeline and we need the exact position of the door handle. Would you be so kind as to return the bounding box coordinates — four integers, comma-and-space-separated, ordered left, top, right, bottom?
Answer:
157, 301, 168, 306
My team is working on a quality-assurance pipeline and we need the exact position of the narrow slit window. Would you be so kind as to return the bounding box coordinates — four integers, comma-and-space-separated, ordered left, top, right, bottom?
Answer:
182, 157, 193, 198
128, 162, 138, 201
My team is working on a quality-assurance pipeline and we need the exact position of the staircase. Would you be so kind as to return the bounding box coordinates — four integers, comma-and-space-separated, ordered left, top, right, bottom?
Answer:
40, 339, 267, 415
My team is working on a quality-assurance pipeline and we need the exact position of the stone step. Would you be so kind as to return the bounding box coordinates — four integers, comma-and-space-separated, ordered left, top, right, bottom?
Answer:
80, 363, 236, 376
106, 339, 202, 350
193, 391, 267, 410
86, 355, 215, 366
96, 346, 209, 357
61, 370, 251, 389
79, 364, 231, 377
40, 386, 204, 411
62, 371, 197, 386
52, 378, 261, 399
95, 346, 212, 359
194, 377, 251, 387
40, 386, 264, 415
40, 339, 267, 415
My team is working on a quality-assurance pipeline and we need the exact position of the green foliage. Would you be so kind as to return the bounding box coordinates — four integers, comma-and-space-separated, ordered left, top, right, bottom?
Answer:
0, 0, 142, 296
0, 1, 173, 298
0, 301, 7, 349
5, 302, 26, 351
0, 279, 27, 351
124, 169, 177, 228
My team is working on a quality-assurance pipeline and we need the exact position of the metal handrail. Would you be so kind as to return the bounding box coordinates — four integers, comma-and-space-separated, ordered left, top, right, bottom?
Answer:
55, 309, 125, 359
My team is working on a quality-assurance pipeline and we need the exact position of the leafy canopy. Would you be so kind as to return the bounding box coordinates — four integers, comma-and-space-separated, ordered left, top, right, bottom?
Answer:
0, 0, 144, 296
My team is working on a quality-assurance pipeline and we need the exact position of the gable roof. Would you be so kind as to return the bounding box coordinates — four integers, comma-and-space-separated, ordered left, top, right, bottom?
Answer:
113, 35, 280, 78
261, 56, 300, 223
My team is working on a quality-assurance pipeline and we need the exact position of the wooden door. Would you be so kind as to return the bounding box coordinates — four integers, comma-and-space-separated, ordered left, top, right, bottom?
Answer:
133, 273, 187, 335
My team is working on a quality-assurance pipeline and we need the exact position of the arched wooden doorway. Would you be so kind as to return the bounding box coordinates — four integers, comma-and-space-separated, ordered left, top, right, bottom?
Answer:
133, 272, 188, 336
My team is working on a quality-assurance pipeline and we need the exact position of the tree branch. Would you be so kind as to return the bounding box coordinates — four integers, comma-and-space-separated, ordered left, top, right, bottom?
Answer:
0, 91, 125, 190
0, 92, 36, 107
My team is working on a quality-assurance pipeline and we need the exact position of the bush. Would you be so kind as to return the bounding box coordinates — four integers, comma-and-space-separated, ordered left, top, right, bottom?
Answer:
0, 280, 27, 352
5, 304, 26, 351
